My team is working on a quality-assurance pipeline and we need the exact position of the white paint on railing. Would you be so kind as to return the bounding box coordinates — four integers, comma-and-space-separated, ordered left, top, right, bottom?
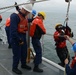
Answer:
42, 57, 65, 71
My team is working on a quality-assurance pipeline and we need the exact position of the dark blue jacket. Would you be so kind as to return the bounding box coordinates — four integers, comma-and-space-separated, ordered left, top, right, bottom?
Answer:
10, 13, 20, 42
28, 18, 34, 23
65, 64, 76, 75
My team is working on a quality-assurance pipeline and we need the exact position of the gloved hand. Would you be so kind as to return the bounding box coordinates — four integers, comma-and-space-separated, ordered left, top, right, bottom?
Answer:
14, 2, 17, 7
14, 2, 19, 11
19, 39, 24, 45
70, 32, 74, 37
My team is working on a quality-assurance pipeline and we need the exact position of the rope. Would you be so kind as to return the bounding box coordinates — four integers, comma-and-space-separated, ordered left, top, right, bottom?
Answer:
63, 1, 71, 75
0, 0, 49, 10
41, 35, 44, 53
63, 0, 71, 25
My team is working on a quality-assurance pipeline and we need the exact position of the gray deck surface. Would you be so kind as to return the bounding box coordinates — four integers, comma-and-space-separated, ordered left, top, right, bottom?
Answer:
0, 42, 64, 75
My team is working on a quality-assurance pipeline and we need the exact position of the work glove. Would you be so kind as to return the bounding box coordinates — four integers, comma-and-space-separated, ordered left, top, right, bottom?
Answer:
65, 25, 74, 37
14, 2, 19, 11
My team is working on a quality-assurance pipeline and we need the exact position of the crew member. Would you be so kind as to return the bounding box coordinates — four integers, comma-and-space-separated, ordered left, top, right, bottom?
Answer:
53, 24, 70, 67
64, 35, 76, 75
10, 4, 32, 74
28, 9, 36, 23
30, 11, 46, 73
5, 18, 11, 48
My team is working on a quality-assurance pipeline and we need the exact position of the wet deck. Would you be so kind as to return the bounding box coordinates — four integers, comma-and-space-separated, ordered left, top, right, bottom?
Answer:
0, 42, 64, 75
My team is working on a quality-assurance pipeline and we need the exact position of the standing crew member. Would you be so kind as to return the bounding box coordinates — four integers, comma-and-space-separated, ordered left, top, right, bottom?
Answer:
28, 9, 36, 23
30, 11, 46, 73
5, 2, 21, 49
53, 24, 70, 67
64, 35, 76, 75
10, 4, 32, 74
5, 18, 11, 48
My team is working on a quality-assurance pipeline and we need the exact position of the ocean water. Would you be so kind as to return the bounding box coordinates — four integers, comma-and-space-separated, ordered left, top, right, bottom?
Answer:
0, 11, 76, 64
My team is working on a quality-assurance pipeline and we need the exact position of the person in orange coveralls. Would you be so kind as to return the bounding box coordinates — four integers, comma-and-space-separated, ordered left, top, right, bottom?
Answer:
30, 11, 46, 73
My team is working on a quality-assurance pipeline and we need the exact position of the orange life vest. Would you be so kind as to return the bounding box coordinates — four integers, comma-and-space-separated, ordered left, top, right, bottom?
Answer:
18, 14, 28, 33
5, 18, 10, 27
54, 31, 66, 48
30, 16, 46, 37
71, 56, 76, 68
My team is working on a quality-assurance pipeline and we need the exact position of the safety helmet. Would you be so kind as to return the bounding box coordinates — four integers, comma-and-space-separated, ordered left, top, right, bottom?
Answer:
32, 10, 36, 16
55, 23, 66, 31
38, 11, 46, 20
72, 43, 76, 52
55, 24, 62, 30
22, 4, 32, 13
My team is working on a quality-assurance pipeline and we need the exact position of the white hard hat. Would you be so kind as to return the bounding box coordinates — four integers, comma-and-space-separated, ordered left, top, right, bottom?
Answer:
22, 4, 32, 13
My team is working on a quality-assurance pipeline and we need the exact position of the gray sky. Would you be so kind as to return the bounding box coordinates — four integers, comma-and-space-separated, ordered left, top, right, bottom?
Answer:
0, 0, 76, 13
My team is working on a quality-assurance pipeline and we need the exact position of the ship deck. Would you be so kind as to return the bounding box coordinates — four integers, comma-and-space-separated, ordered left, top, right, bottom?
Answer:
0, 41, 65, 75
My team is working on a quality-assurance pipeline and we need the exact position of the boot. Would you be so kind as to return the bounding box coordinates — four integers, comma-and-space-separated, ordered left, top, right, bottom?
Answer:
58, 63, 64, 67
0, 38, 2, 41
12, 68, 22, 74
8, 44, 12, 49
21, 64, 31, 70
33, 65, 43, 73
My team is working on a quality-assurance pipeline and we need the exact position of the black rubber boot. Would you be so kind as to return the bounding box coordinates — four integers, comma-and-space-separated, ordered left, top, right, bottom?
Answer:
21, 64, 31, 70
8, 44, 12, 49
0, 38, 2, 41
58, 63, 65, 67
33, 65, 43, 73
12, 68, 22, 74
